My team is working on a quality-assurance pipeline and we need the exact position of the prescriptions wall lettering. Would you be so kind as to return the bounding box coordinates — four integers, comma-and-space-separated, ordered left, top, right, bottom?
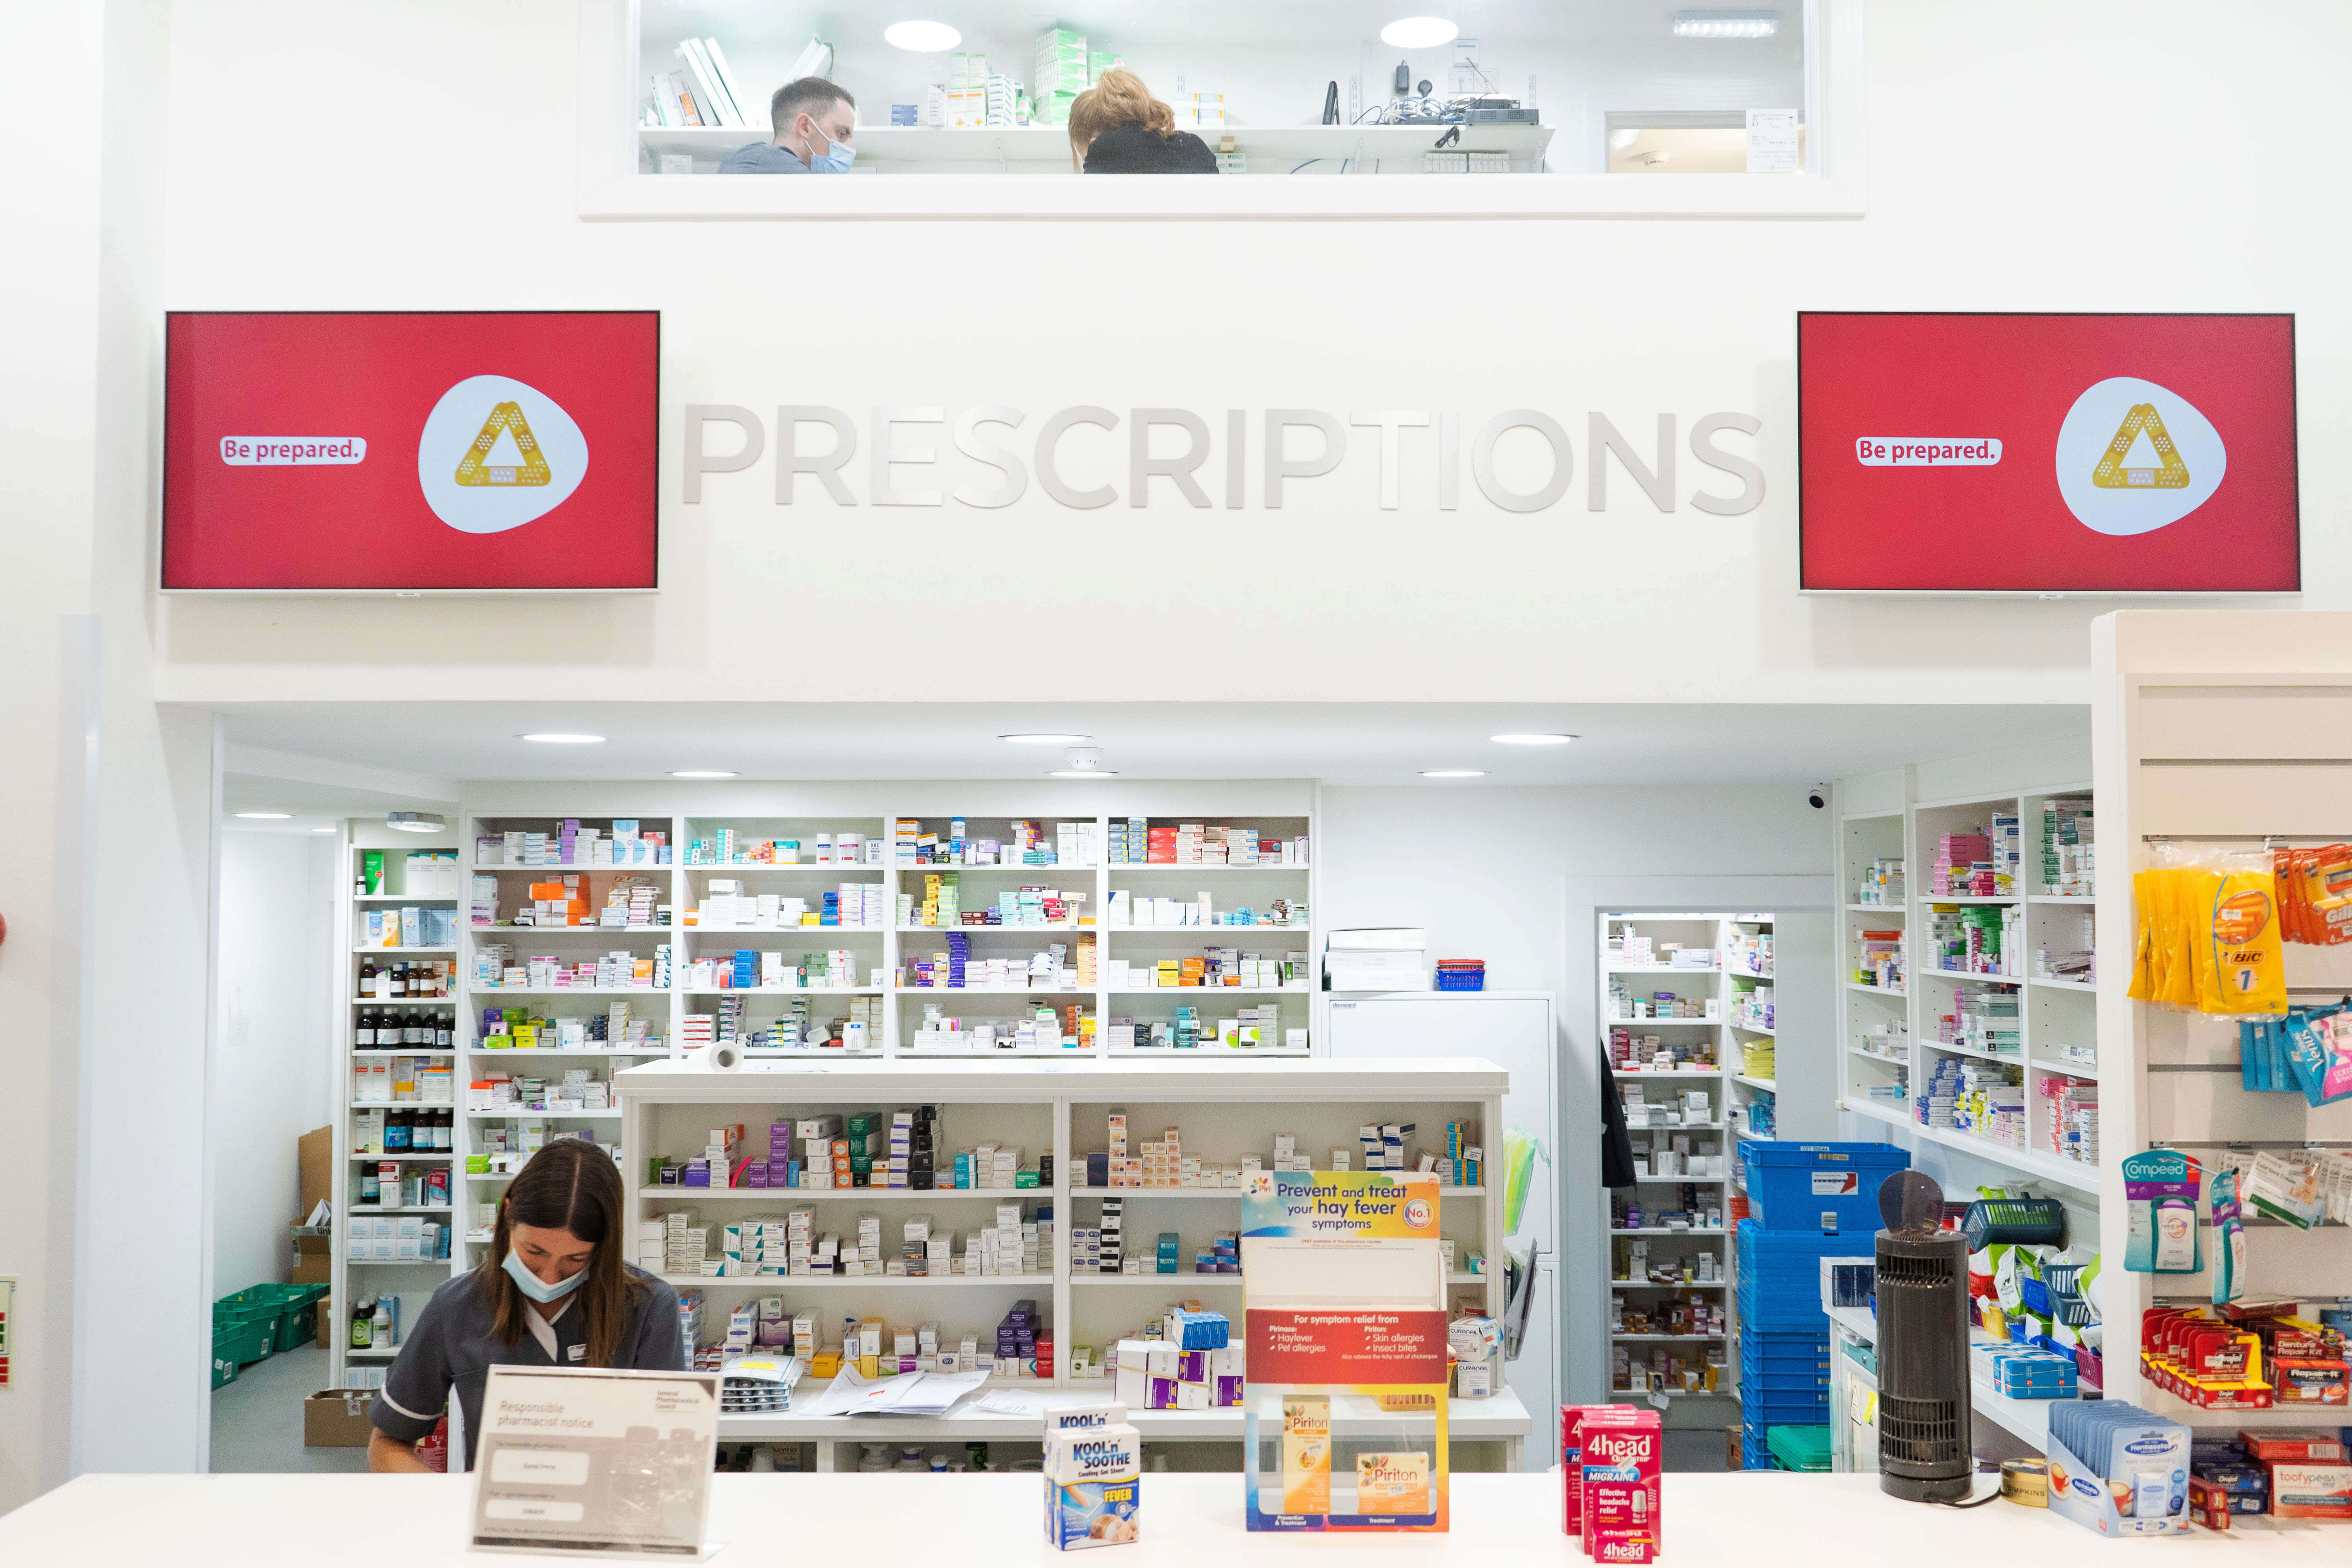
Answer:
679, 404, 1767, 515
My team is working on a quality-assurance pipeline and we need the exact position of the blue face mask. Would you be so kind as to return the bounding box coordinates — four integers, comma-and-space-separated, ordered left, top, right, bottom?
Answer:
503, 1247, 590, 1304
807, 125, 855, 172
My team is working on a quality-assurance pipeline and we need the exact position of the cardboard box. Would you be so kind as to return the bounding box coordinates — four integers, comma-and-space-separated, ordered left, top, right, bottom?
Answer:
299, 1125, 334, 1213
304, 1389, 376, 1448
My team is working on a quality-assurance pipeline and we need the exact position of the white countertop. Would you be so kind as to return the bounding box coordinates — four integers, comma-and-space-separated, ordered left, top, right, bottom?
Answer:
6, 1471, 2345, 1564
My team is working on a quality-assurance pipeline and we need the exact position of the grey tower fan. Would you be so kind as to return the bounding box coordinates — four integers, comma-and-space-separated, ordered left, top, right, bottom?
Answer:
1873, 1171, 1973, 1502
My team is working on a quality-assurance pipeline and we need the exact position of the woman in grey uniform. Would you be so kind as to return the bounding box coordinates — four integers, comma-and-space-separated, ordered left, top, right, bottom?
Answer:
368, 1137, 685, 1471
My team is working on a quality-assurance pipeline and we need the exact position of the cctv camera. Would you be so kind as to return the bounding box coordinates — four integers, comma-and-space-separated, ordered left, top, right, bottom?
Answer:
1807, 784, 1829, 810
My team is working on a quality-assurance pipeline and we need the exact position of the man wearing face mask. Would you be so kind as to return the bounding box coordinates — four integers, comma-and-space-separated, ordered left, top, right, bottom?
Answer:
718, 75, 858, 174
366, 1139, 683, 1472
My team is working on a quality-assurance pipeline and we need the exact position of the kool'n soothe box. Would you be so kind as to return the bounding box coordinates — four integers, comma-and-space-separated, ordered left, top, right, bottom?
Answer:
1043, 1405, 1141, 1551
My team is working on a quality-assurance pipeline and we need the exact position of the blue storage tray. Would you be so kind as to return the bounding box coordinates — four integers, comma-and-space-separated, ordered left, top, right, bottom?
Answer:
1738, 1141, 1911, 1234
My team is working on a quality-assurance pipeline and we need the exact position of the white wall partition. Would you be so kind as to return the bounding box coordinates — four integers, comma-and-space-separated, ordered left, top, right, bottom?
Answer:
2092, 611, 2352, 1425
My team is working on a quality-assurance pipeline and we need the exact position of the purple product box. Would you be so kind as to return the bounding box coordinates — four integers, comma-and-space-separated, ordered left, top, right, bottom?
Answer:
1149, 1376, 1178, 1410
1216, 1376, 1245, 1406
745, 1160, 767, 1187
1175, 1351, 1205, 1382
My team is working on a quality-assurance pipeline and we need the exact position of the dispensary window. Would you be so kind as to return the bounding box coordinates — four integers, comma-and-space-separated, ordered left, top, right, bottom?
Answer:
626, 1, 1809, 179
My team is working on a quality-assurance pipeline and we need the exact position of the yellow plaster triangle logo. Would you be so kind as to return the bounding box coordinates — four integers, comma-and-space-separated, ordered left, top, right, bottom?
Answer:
2090, 402, 2190, 490
453, 401, 553, 487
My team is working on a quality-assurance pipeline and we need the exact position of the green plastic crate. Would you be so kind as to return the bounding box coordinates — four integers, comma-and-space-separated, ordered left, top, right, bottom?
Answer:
210, 1325, 243, 1390
1766, 1423, 1833, 1472
219, 1284, 323, 1355
211, 1302, 277, 1366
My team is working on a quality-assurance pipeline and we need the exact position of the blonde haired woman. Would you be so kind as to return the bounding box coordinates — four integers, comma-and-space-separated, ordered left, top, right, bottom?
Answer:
1066, 67, 1218, 174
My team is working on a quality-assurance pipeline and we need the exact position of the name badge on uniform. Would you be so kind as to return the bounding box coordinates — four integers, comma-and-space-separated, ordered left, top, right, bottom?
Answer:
568, 1343, 587, 1362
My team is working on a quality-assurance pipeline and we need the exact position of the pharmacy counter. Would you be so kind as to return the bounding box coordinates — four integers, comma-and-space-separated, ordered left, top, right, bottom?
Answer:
7, 1471, 2345, 1566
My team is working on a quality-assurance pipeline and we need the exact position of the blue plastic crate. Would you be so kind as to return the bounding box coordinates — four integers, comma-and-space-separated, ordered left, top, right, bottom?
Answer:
1739, 1330, 1831, 1366
1738, 1141, 1911, 1234
1741, 1369, 1832, 1394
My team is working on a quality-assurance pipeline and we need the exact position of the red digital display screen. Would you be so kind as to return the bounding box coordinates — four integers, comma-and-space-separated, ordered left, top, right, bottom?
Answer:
1798, 313, 2297, 593
163, 311, 659, 591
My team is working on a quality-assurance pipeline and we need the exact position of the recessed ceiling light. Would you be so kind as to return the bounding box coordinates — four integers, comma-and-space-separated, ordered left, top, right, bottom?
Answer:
1672, 9, 1778, 39
311, 827, 335, 833
387, 812, 447, 834
1049, 769, 1119, 779
1419, 770, 1487, 779
1380, 17, 1460, 48
1000, 733, 1091, 744
669, 770, 738, 779
884, 19, 961, 51
235, 811, 290, 819
519, 733, 605, 744
1491, 733, 1578, 745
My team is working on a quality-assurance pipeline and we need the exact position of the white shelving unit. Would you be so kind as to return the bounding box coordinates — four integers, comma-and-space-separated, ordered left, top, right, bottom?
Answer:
331, 828, 466, 1391
454, 804, 1315, 1070
2092, 613, 2352, 1427
1599, 912, 1771, 1422
616, 1056, 1526, 1471
326, 791, 1322, 1385
1833, 785, 2102, 1199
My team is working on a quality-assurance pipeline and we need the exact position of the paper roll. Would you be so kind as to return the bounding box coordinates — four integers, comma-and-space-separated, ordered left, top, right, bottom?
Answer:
708, 1042, 745, 1072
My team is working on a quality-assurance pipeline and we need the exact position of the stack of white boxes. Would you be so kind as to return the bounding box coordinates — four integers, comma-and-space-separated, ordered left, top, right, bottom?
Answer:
1167, 92, 1227, 131
1271, 1134, 1311, 1172
852, 1212, 883, 1275
1358, 1122, 1415, 1170
786, 1208, 815, 1274
644, 1211, 706, 1277
941, 51, 986, 126
1109, 1337, 1245, 1410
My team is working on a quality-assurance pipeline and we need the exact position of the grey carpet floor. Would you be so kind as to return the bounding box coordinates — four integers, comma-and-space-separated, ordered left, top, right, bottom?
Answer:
210, 1344, 370, 1473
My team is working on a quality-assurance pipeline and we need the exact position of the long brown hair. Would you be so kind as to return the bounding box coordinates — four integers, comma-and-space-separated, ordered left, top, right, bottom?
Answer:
1066, 67, 1175, 169
479, 1138, 641, 1366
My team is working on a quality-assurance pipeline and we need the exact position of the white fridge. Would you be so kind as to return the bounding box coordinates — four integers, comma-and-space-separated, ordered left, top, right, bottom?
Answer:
1324, 989, 1557, 1471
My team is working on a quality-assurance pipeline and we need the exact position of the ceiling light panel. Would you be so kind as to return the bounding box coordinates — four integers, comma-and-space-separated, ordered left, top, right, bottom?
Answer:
1672, 9, 1779, 38
883, 19, 961, 51
1491, 733, 1578, 745
1380, 17, 1460, 49
519, 733, 605, 743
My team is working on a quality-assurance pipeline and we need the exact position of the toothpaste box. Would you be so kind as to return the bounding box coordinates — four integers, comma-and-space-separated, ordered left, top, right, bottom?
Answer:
2240, 1428, 2347, 1464
2266, 1462, 2352, 1521
1044, 1420, 1143, 1549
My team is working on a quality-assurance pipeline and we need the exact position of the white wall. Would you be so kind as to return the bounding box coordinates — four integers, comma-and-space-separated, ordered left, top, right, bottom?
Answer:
1319, 782, 1835, 1405
212, 832, 337, 1293
149, 0, 2352, 711
0, 0, 213, 1515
